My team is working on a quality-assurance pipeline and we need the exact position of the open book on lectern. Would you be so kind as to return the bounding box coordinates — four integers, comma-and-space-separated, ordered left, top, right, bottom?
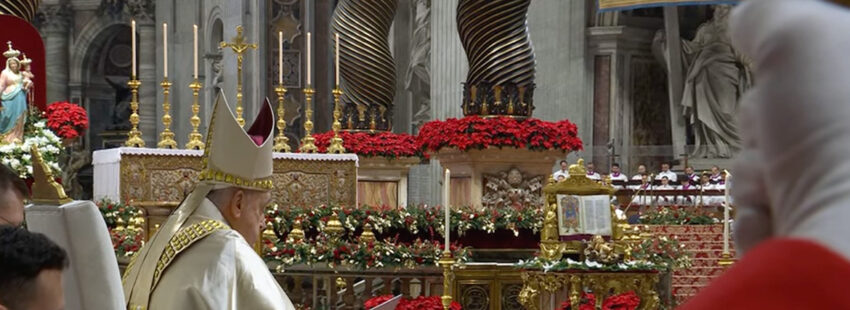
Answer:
556, 194, 612, 236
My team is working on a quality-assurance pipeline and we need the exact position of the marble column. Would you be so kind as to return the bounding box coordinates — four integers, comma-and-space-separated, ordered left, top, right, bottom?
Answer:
37, 4, 72, 104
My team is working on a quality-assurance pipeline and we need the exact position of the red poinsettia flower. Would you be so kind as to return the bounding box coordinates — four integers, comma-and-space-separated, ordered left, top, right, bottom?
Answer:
45, 101, 89, 140
416, 116, 582, 153
311, 131, 425, 158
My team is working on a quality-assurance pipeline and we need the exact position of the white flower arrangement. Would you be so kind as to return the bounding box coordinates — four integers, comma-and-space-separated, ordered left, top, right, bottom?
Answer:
0, 119, 64, 179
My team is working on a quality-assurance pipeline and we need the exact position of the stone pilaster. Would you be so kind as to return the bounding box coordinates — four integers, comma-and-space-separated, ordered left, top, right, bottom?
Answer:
36, 3, 72, 104
127, 0, 157, 145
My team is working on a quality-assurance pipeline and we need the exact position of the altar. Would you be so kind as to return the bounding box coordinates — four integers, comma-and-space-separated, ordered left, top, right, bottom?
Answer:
93, 147, 358, 234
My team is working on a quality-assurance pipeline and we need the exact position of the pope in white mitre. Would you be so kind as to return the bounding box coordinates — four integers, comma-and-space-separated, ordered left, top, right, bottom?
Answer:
122, 93, 295, 310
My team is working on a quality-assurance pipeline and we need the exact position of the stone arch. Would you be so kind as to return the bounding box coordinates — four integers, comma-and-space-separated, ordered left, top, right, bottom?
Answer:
69, 16, 132, 89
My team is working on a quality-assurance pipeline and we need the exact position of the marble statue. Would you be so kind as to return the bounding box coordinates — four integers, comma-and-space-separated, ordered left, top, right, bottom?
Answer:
654, 6, 752, 158
0, 42, 30, 143
407, 0, 431, 132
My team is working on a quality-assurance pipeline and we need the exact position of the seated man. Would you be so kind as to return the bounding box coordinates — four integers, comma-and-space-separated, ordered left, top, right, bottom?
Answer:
656, 162, 678, 183
0, 164, 28, 227
710, 165, 723, 184
655, 176, 676, 205
684, 166, 700, 184
631, 164, 648, 180
677, 177, 697, 206
585, 162, 601, 180
553, 160, 569, 181
0, 226, 68, 310
609, 163, 629, 188
629, 174, 653, 206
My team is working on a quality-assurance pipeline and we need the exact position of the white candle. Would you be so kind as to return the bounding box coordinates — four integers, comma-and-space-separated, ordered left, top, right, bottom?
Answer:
193, 24, 198, 79
278, 31, 283, 85
306, 32, 311, 86
444, 168, 451, 251
131, 20, 136, 77
335, 33, 340, 87
723, 174, 731, 254
163, 23, 168, 78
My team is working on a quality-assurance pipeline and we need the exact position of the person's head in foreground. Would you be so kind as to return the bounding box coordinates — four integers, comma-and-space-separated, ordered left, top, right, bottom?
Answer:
207, 187, 272, 245
0, 164, 28, 227
0, 226, 68, 310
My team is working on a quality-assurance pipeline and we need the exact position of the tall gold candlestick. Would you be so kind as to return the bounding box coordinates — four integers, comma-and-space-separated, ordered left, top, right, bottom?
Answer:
273, 85, 291, 152
439, 250, 454, 310
125, 77, 145, 147
327, 87, 346, 154
299, 87, 318, 153
157, 78, 177, 149
185, 79, 205, 150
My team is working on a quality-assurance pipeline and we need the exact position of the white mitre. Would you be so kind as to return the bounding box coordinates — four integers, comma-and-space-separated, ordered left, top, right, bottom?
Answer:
122, 92, 275, 309
24, 146, 126, 310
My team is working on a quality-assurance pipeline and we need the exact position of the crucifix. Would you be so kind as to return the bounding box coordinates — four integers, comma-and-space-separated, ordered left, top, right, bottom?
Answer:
220, 26, 257, 127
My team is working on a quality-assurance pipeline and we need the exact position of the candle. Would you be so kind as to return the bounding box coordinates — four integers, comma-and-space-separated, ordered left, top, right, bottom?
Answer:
278, 31, 283, 85
306, 32, 311, 86
193, 24, 198, 79
131, 20, 136, 77
444, 168, 451, 251
723, 173, 731, 254
335, 33, 340, 86
163, 22, 168, 78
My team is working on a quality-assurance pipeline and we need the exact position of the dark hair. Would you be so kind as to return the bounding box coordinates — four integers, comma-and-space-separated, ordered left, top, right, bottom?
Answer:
612, 163, 620, 168
661, 162, 670, 166
0, 164, 28, 200
686, 165, 694, 170
559, 160, 568, 165
0, 226, 68, 309
661, 176, 669, 180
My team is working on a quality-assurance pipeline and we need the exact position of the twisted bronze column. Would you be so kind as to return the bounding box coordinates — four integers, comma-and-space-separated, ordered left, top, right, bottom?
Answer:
457, 0, 536, 117
332, 0, 397, 131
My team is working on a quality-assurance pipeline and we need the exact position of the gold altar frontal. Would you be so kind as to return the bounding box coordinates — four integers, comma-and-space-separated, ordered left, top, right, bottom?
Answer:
519, 270, 660, 310
93, 148, 358, 238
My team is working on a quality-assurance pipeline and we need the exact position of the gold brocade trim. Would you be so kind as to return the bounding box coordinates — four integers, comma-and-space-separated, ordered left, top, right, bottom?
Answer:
197, 168, 274, 190
122, 250, 141, 286
150, 220, 228, 290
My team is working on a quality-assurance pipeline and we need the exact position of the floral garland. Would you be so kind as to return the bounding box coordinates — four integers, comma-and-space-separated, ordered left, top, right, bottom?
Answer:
312, 131, 425, 159
365, 295, 462, 310
638, 205, 719, 225
0, 118, 63, 179
96, 199, 144, 257
516, 257, 664, 272
267, 204, 543, 239
630, 236, 692, 272
264, 234, 470, 269
559, 291, 640, 310
416, 116, 583, 153
45, 101, 89, 140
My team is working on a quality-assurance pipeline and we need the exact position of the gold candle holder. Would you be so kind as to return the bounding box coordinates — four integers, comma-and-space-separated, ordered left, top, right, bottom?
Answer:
327, 87, 346, 154
439, 250, 454, 310
157, 78, 177, 149
299, 86, 318, 153
718, 252, 735, 266
125, 77, 145, 147
273, 85, 291, 152
185, 79, 205, 150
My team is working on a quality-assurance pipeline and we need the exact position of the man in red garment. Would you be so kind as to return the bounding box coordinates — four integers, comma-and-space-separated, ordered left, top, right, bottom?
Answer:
682, 0, 850, 308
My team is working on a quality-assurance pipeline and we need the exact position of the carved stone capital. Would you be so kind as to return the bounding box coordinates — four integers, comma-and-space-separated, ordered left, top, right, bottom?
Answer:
126, 0, 155, 24
34, 4, 72, 34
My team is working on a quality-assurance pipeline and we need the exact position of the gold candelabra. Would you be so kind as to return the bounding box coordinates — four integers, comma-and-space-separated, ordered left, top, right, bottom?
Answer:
185, 79, 205, 150
439, 250, 454, 310
299, 87, 318, 153
220, 26, 257, 128
157, 78, 177, 149
327, 87, 346, 153
125, 77, 145, 147
273, 85, 291, 152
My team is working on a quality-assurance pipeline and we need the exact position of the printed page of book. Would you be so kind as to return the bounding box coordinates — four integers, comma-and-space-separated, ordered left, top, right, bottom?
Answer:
579, 195, 612, 236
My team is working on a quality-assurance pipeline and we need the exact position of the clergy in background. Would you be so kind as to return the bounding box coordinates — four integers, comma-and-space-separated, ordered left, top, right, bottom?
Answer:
122, 93, 295, 310
585, 162, 601, 180
631, 164, 648, 180
656, 162, 678, 182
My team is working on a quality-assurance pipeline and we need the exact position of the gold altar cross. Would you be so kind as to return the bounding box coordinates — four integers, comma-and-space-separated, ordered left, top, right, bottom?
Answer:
220, 26, 257, 127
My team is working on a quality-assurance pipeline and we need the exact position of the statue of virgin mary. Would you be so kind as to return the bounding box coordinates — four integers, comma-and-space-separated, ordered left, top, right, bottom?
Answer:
0, 42, 29, 143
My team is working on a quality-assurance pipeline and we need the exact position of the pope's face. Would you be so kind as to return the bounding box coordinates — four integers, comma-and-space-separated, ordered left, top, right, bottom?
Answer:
228, 189, 271, 245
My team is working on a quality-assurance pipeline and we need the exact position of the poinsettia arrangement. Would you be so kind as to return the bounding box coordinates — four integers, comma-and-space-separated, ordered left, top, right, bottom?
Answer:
417, 116, 582, 153
45, 101, 89, 140
96, 198, 144, 258
264, 233, 470, 269
364, 295, 462, 310
639, 206, 719, 225
312, 131, 425, 158
559, 291, 640, 310
267, 204, 543, 240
